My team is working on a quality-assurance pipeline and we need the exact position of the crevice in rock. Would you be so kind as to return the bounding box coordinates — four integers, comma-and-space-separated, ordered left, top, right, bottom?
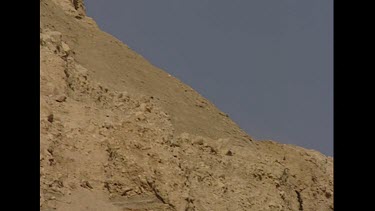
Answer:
295, 190, 304, 211
147, 180, 176, 211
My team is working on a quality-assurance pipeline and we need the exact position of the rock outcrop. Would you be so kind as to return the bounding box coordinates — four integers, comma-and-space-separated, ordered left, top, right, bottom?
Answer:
40, 0, 333, 210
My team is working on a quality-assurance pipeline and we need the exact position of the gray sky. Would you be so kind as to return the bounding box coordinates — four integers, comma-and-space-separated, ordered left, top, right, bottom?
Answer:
85, 0, 333, 156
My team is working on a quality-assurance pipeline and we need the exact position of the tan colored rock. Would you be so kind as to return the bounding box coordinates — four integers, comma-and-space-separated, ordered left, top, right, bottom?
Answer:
55, 95, 67, 102
61, 41, 71, 53
40, 0, 333, 210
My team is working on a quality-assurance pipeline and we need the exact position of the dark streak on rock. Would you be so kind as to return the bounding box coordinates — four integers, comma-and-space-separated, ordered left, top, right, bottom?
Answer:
295, 190, 304, 211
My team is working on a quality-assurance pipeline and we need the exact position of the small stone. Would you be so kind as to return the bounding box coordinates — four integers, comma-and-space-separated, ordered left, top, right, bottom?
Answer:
325, 191, 332, 198
81, 181, 93, 189
47, 147, 54, 155
47, 114, 54, 123
169, 139, 180, 147
121, 188, 133, 196
61, 41, 71, 53
226, 150, 233, 156
75, 64, 89, 75
45, 31, 62, 43
279, 190, 286, 199
275, 180, 280, 188
115, 102, 124, 107
55, 95, 67, 102
192, 137, 204, 145
103, 121, 113, 129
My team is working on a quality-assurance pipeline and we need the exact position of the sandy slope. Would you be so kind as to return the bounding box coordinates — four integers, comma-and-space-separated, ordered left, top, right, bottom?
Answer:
40, 0, 333, 210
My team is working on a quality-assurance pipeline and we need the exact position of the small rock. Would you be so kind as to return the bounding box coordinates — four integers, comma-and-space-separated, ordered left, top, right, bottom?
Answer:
219, 112, 229, 117
121, 188, 133, 196
192, 137, 204, 145
275, 180, 281, 188
47, 114, 54, 123
47, 147, 54, 155
75, 64, 89, 76
279, 190, 286, 199
325, 191, 332, 198
61, 41, 71, 53
103, 121, 113, 129
115, 102, 124, 107
43, 31, 62, 44
140, 103, 152, 113
226, 150, 233, 156
81, 181, 93, 189
55, 95, 67, 102
169, 139, 180, 147
48, 158, 56, 166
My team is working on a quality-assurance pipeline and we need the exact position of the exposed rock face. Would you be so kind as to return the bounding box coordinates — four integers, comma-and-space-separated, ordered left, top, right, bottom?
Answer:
40, 0, 333, 210
49, 0, 86, 17
71, 0, 85, 12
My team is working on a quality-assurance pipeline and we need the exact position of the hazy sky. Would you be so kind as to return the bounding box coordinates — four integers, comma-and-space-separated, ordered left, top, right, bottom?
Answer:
85, 0, 333, 156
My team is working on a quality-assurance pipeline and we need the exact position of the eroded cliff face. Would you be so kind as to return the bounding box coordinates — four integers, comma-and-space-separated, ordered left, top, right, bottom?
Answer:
40, 0, 333, 210
49, 0, 86, 17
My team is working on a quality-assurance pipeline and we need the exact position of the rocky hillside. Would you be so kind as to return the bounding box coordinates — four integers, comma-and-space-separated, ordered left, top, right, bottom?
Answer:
40, 0, 333, 210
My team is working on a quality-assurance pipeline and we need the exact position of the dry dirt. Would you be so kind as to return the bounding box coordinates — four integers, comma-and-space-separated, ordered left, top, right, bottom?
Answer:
40, 0, 333, 210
